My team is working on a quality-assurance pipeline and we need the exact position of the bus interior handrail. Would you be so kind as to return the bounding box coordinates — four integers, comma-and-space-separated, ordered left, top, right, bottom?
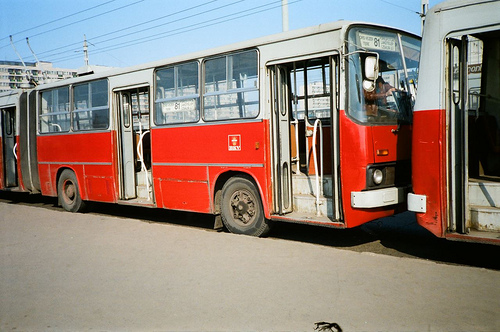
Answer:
312, 118, 324, 216
136, 120, 151, 200
291, 118, 300, 174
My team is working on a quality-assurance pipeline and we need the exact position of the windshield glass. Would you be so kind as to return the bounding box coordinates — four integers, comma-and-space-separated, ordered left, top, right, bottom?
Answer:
346, 26, 421, 124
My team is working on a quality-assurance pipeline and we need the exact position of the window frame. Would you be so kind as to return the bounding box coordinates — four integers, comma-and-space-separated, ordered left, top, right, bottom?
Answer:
72, 79, 110, 131
39, 86, 71, 134
38, 79, 110, 134
202, 49, 260, 122
154, 60, 200, 126
288, 57, 333, 124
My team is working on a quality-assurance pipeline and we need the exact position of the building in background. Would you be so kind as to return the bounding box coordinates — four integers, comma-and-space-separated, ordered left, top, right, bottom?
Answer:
0, 60, 77, 92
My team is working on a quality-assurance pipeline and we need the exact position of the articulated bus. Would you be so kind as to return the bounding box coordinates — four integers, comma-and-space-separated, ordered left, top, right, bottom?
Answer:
1, 21, 420, 236
408, 0, 500, 244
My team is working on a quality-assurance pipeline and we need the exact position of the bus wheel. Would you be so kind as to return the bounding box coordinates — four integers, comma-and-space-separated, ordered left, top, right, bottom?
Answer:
57, 169, 87, 213
220, 177, 272, 237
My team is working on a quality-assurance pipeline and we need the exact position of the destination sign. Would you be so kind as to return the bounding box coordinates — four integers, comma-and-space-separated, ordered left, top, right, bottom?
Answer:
359, 32, 396, 52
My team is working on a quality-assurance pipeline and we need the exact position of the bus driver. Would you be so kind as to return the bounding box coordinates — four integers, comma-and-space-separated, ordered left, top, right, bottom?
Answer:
364, 76, 397, 117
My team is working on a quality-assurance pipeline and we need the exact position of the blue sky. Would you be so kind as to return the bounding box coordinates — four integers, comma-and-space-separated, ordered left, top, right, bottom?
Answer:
0, 0, 440, 70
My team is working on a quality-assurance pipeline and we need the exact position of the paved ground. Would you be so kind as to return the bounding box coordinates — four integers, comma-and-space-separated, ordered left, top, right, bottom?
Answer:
1, 192, 499, 331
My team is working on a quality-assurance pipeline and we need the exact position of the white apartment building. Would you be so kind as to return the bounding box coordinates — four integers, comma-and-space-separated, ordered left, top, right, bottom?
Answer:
0, 61, 77, 92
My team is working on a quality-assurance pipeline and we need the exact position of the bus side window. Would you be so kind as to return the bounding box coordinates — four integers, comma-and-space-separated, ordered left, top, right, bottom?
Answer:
73, 79, 109, 131
155, 61, 199, 125
203, 50, 259, 121
39, 87, 70, 133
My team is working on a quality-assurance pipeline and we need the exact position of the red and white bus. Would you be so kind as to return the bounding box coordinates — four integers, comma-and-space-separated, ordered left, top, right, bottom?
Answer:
1, 21, 420, 236
408, 0, 500, 244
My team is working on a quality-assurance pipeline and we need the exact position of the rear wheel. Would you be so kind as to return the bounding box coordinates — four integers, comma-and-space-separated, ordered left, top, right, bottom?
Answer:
57, 169, 87, 212
220, 176, 272, 237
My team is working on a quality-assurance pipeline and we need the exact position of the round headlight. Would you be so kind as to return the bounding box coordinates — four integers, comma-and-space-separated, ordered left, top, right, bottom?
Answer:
373, 169, 384, 185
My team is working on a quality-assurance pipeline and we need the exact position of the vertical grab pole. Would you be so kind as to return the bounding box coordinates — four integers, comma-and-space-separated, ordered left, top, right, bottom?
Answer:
312, 119, 323, 216
292, 62, 300, 174
136, 120, 151, 201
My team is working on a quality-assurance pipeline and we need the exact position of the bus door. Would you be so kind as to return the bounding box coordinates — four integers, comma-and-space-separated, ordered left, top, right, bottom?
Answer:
116, 87, 152, 202
448, 37, 468, 234
269, 56, 340, 221
448, 31, 500, 236
1, 107, 17, 188
270, 65, 293, 214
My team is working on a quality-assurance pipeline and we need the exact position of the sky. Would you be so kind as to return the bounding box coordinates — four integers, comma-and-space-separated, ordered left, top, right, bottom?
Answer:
0, 0, 441, 70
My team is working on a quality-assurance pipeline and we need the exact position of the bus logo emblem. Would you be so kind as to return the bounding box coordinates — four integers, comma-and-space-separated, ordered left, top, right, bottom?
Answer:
228, 135, 241, 151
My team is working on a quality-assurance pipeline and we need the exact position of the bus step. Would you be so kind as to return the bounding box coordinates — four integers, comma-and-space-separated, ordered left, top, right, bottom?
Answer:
468, 180, 500, 207
117, 198, 155, 207
136, 184, 152, 200
135, 170, 152, 200
470, 205, 500, 232
293, 194, 332, 218
292, 174, 332, 197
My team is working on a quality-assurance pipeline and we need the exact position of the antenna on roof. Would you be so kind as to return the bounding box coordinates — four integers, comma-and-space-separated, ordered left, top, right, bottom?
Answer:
26, 37, 46, 82
10, 35, 36, 87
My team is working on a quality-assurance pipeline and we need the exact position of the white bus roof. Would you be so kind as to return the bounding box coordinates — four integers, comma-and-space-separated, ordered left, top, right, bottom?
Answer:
36, 20, 418, 90
429, 0, 499, 13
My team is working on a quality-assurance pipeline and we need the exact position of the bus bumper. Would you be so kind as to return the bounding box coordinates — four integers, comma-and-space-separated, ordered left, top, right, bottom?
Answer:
407, 193, 427, 213
351, 187, 405, 208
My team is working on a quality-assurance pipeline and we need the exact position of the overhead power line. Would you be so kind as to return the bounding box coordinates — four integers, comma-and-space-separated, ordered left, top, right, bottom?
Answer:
28, 0, 223, 60
0, 0, 116, 42
0, 0, 145, 50
72, 0, 245, 55
49, 0, 303, 64
376, 0, 420, 15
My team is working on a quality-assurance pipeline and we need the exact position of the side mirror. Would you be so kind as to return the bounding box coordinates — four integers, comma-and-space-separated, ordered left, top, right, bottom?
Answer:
363, 55, 379, 92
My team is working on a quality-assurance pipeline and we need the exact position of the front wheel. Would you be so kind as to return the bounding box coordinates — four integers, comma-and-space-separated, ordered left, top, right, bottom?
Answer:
57, 169, 87, 212
220, 176, 272, 237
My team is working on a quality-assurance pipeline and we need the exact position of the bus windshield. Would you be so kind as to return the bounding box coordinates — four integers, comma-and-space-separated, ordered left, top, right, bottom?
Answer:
346, 26, 421, 124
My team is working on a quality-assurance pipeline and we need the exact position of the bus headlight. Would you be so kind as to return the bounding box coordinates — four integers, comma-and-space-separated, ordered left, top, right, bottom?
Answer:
373, 169, 384, 185
366, 161, 410, 190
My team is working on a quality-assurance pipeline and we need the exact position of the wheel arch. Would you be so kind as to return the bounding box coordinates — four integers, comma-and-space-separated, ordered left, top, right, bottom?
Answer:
55, 166, 87, 201
212, 170, 270, 219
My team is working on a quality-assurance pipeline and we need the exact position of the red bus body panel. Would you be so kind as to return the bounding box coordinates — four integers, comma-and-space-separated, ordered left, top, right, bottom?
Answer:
372, 124, 411, 163
151, 120, 271, 216
411, 109, 447, 237
339, 111, 404, 228
37, 131, 118, 202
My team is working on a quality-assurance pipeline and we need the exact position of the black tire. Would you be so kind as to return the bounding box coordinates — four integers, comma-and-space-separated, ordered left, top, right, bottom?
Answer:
57, 169, 87, 212
220, 176, 272, 237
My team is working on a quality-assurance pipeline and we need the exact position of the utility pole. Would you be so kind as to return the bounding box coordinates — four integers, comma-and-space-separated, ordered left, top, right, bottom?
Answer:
421, 0, 429, 35
282, 0, 289, 32
83, 34, 89, 66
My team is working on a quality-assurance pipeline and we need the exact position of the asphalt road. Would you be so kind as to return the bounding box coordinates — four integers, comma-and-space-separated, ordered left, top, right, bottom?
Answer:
1, 191, 499, 331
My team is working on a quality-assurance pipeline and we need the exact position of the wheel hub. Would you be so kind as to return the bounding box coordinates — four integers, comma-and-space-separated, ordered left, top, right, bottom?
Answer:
230, 190, 256, 225
63, 181, 76, 202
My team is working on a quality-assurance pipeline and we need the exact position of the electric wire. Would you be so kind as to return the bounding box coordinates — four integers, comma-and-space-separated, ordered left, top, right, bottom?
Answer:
0, 0, 115, 42
0, 0, 144, 50
3, 0, 302, 66
32, 0, 238, 60
30, 0, 220, 59
21, 0, 282, 63
49, 0, 283, 62
49, 0, 303, 64
27, 0, 145, 39
376, 0, 421, 15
